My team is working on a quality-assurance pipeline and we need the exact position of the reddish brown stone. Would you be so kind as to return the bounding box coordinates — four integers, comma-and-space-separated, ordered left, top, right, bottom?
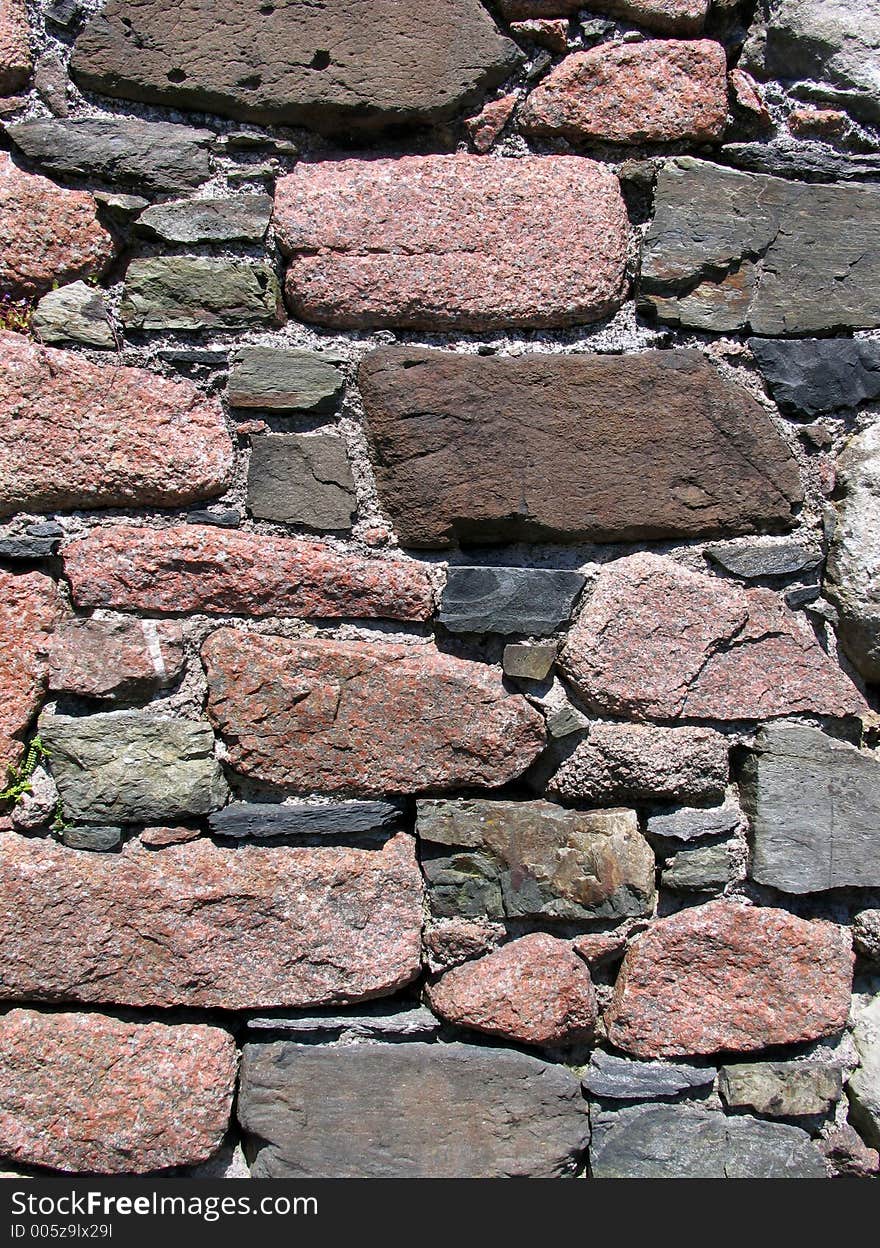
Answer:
0, 155, 115, 297
561, 552, 866, 722
0, 334, 232, 517
520, 40, 728, 144
498, 0, 581, 17
605, 900, 853, 1058
0, 570, 60, 775
423, 918, 507, 973
510, 19, 569, 52
48, 617, 185, 701
502, 0, 709, 34
428, 933, 596, 1047
140, 825, 202, 848
203, 631, 546, 795
0, 1, 30, 95
64, 524, 434, 622
0, 832, 423, 1010
729, 69, 771, 129
572, 932, 627, 968
0, 1009, 236, 1174
275, 154, 629, 331
464, 92, 518, 153
788, 105, 851, 139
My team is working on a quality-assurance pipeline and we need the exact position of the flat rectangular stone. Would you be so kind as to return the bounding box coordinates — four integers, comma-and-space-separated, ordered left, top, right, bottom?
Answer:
247, 433, 356, 531
134, 194, 273, 243
246, 1004, 439, 1038
228, 347, 344, 412
0, 833, 423, 1011
209, 800, 403, 840
439, 567, 586, 635
120, 258, 281, 330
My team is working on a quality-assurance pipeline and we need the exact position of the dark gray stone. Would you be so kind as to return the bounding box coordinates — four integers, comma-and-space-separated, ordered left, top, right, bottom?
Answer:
439, 567, 586, 636
722, 141, 880, 183
120, 258, 281, 331
590, 1103, 827, 1178
209, 800, 402, 840
853, 909, 880, 962
582, 1050, 716, 1101
741, 722, 880, 893
185, 509, 241, 529
238, 1041, 588, 1177
0, 538, 58, 561
93, 191, 150, 218
40, 710, 229, 826
719, 1062, 842, 1118
135, 194, 273, 244
641, 157, 880, 335
247, 434, 356, 531
32, 281, 115, 349
661, 841, 734, 893
59, 826, 122, 852
70, 0, 520, 135
705, 540, 822, 581
45, 0, 82, 32
6, 118, 213, 194
545, 703, 590, 738
786, 585, 823, 610
158, 349, 229, 367
647, 803, 742, 844
749, 337, 880, 418
246, 1004, 439, 1038
228, 347, 344, 412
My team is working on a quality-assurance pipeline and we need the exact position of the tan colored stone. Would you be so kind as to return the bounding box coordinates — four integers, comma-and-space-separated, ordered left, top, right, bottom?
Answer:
0, 570, 60, 775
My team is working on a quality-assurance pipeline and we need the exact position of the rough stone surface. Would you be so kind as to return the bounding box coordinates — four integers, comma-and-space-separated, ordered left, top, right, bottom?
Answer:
276, 155, 629, 331
32, 281, 115, 348
582, 1050, 715, 1100
0, 335, 233, 517
721, 139, 880, 183
60, 825, 122, 852
208, 800, 402, 840
503, 643, 557, 681
647, 801, 741, 843
520, 40, 728, 144
203, 632, 546, 796
465, 92, 517, 153
0, 1009, 237, 1174
40, 710, 229, 825
0, 154, 115, 298
48, 618, 186, 703
590, 1104, 826, 1178
228, 347, 344, 412
854, 911, 880, 962
139, 825, 201, 848
423, 918, 507, 973
848, 993, 880, 1148
417, 799, 655, 921
427, 934, 597, 1046
238, 1041, 589, 1178
0, 0, 30, 94
742, 723, 880, 893
821, 1123, 880, 1177
827, 422, 880, 681
560, 553, 865, 721
120, 258, 281, 331
70, 0, 520, 133
705, 540, 821, 581
750, 337, 880, 418
661, 841, 734, 893
548, 722, 729, 805
510, 20, 569, 53
571, 933, 627, 968
246, 1004, 440, 1039
719, 1062, 842, 1118
501, 0, 708, 32
0, 570, 60, 774
641, 157, 880, 334
606, 901, 853, 1058
247, 434, 356, 530
359, 347, 802, 548
63, 525, 434, 622
0, 832, 423, 1010
439, 567, 585, 635
7, 117, 213, 194
135, 194, 272, 244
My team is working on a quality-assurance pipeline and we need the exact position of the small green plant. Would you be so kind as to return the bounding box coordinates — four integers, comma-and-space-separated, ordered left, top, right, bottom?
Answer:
0, 294, 35, 335
0, 736, 49, 806
51, 799, 69, 835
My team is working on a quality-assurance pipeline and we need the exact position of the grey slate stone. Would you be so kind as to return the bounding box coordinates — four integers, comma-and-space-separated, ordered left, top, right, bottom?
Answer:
59, 826, 122, 852
134, 194, 272, 244
185, 509, 241, 529
641, 157, 880, 335
0, 538, 58, 561
662, 841, 734, 893
93, 191, 150, 218
647, 802, 741, 844
502, 643, 557, 681
40, 710, 229, 827
227, 347, 344, 412
719, 1062, 842, 1119
45, 0, 82, 32
6, 118, 213, 194
582, 1050, 716, 1101
705, 540, 822, 581
545, 703, 590, 738
749, 337, 880, 418
238, 1041, 589, 1178
722, 141, 880, 183
590, 1104, 827, 1178
439, 567, 586, 636
741, 722, 880, 893
246, 1004, 439, 1038
32, 281, 115, 349
120, 258, 280, 331
247, 434, 356, 531
209, 800, 402, 840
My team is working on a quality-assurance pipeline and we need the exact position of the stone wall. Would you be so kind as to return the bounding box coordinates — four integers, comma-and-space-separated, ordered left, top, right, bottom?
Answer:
0, 0, 879, 1180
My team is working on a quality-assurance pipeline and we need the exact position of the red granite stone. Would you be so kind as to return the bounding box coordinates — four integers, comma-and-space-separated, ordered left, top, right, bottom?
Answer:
48, 617, 185, 701
0, 1009, 236, 1174
464, 92, 518, 152
510, 19, 569, 52
202, 631, 546, 795
0, 569, 60, 775
605, 900, 853, 1057
64, 524, 435, 622
0, 1, 31, 94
